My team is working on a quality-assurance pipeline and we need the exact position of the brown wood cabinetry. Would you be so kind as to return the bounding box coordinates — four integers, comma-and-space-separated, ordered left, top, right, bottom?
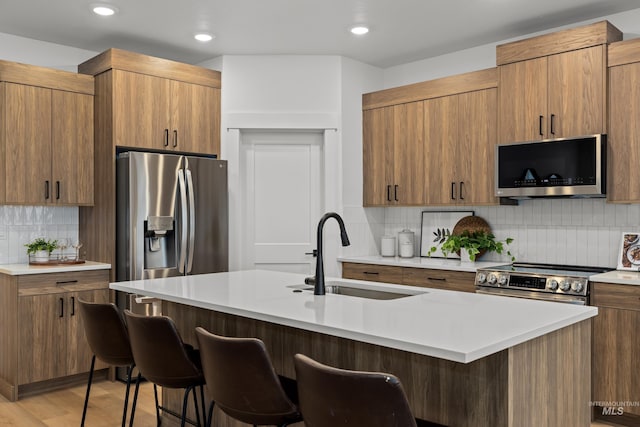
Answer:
0, 269, 110, 401
363, 101, 424, 206
0, 61, 94, 206
363, 68, 498, 207
424, 88, 497, 205
342, 262, 476, 293
496, 21, 621, 144
591, 282, 640, 419
77, 49, 222, 279
607, 39, 640, 203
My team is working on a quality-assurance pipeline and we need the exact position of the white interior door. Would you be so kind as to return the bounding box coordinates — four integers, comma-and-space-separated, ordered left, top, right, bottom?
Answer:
241, 130, 323, 274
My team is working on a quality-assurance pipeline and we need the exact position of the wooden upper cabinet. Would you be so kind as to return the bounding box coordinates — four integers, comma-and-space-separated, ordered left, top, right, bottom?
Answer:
363, 106, 393, 206
607, 40, 640, 203
496, 21, 620, 144
171, 81, 220, 155
424, 95, 457, 205
393, 101, 424, 205
0, 61, 94, 206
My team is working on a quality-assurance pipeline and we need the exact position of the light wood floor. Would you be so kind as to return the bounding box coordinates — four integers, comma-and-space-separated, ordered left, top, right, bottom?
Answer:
0, 379, 626, 427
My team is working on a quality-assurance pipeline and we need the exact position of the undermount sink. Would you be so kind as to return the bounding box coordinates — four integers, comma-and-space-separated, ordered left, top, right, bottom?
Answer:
288, 281, 425, 300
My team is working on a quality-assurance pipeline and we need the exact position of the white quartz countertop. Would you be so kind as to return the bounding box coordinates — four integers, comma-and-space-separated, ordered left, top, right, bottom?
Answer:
338, 255, 509, 272
591, 270, 640, 286
0, 261, 111, 275
110, 269, 597, 364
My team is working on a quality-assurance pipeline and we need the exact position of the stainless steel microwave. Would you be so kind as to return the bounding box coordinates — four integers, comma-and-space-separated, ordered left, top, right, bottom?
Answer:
495, 134, 606, 198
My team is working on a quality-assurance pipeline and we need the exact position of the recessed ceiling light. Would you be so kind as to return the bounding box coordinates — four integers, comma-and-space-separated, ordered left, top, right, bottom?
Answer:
194, 33, 215, 42
350, 26, 369, 35
92, 5, 117, 16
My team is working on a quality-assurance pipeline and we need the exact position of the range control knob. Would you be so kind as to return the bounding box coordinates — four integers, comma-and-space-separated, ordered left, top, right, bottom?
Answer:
476, 273, 487, 284
498, 275, 508, 286
559, 280, 571, 291
487, 273, 498, 285
548, 279, 559, 291
571, 281, 584, 293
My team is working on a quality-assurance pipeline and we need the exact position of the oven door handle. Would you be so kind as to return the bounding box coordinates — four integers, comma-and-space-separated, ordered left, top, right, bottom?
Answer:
475, 287, 587, 305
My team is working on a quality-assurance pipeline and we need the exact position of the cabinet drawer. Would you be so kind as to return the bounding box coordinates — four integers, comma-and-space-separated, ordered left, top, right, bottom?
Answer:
18, 270, 109, 296
342, 263, 403, 284
402, 268, 476, 293
591, 282, 640, 311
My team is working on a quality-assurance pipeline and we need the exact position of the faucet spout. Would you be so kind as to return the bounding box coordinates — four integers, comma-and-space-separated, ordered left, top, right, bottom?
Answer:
314, 212, 350, 295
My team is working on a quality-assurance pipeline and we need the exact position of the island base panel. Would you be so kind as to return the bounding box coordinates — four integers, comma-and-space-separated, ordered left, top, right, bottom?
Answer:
163, 301, 591, 427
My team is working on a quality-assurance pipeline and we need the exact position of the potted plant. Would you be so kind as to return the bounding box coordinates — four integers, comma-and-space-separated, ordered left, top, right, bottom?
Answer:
427, 230, 514, 263
25, 238, 58, 262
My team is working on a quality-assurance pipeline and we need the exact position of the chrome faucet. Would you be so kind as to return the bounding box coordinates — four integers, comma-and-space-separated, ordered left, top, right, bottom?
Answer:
313, 212, 350, 295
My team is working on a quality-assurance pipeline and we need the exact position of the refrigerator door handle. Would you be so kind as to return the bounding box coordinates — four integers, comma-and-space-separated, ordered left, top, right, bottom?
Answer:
178, 169, 188, 273
186, 168, 196, 273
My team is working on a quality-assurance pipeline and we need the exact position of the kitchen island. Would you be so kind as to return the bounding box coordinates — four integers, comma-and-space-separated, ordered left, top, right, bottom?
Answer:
111, 269, 597, 426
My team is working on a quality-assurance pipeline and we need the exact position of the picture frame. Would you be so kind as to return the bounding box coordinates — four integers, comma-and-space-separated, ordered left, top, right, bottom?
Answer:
420, 210, 474, 258
617, 232, 640, 271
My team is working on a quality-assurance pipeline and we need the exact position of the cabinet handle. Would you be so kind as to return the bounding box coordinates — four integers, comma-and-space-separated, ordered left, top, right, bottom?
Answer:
56, 181, 60, 200
539, 115, 544, 136
386, 185, 392, 202
71, 297, 75, 316
55, 280, 78, 285
459, 181, 465, 200
59, 297, 64, 318
173, 130, 178, 148
550, 114, 556, 135
394, 185, 399, 202
364, 271, 379, 275
164, 129, 169, 147
451, 182, 456, 200
45, 180, 50, 200
427, 277, 447, 281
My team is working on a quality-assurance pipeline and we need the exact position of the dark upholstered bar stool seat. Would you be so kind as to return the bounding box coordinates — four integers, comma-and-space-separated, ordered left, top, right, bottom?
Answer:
294, 354, 440, 427
77, 299, 137, 427
195, 326, 302, 427
125, 311, 206, 427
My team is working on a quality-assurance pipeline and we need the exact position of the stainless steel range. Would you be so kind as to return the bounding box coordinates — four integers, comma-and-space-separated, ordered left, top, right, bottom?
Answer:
475, 263, 611, 305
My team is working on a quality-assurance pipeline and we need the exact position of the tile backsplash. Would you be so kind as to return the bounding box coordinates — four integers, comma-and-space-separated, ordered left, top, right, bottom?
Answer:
343, 199, 640, 268
0, 206, 79, 264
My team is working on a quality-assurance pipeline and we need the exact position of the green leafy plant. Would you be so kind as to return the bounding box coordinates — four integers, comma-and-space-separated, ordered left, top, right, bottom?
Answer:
24, 238, 58, 255
427, 230, 514, 262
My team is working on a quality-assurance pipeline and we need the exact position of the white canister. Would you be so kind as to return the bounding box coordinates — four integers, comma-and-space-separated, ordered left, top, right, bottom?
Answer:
398, 229, 415, 258
381, 236, 396, 257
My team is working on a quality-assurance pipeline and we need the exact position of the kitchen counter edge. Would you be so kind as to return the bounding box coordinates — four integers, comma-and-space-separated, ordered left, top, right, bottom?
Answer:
0, 261, 111, 275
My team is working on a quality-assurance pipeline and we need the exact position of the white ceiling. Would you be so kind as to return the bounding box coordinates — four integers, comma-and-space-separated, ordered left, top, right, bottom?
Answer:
1, 0, 639, 68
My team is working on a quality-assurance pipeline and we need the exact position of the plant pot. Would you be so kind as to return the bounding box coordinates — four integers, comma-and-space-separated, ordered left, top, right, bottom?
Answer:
460, 248, 475, 264
33, 250, 49, 262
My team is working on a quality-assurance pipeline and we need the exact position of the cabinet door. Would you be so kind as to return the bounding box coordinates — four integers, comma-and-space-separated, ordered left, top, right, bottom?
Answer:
498, 57, 547, 143
52, 90, 94, 205
424, 96, 458, 205
4, 83, 52, 204
457, 89, 498, 205
393, 102, 424, 205
363, 107, 394, 206
592, 307, 640, 416
547, 45, 605, 139
171, 81, 219, 155
67, 288, 110, 375
608, 62, 640, 202
18, 293, 66, 384
113, 70, 171, 150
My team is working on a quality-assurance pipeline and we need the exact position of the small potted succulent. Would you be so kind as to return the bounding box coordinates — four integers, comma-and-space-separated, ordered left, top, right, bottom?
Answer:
427, 230, 514, 263
25, 238, 58, 262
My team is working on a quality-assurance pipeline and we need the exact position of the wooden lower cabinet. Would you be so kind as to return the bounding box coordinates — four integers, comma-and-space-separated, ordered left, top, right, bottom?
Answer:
0, 269, 110, 401
341, 262, 476, 293
591, 282, 640, 421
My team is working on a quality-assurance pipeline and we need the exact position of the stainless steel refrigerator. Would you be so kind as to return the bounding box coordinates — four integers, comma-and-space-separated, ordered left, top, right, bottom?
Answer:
116, 151, 228, 282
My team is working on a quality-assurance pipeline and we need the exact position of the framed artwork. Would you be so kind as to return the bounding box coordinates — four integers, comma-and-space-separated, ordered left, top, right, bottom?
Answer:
420, 210, 474, 258
617, 232, 640, 271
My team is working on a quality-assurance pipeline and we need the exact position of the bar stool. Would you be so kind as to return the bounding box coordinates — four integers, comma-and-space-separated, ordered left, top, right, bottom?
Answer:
124, 310, 206, 427
77, 299, 137, 427
294, 354, 437, 427
194, 326, 303, 427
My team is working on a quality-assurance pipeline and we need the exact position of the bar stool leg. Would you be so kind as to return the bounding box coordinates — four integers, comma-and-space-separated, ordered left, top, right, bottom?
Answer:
206, 400, 215, 427
154, 384, 161, 427
192, 386, 202, 427
199, 385, 206, 427
180, 386, 193, 427
129, 372, 143, 427
81, 355, 96, 427
121, 364, 136, 427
